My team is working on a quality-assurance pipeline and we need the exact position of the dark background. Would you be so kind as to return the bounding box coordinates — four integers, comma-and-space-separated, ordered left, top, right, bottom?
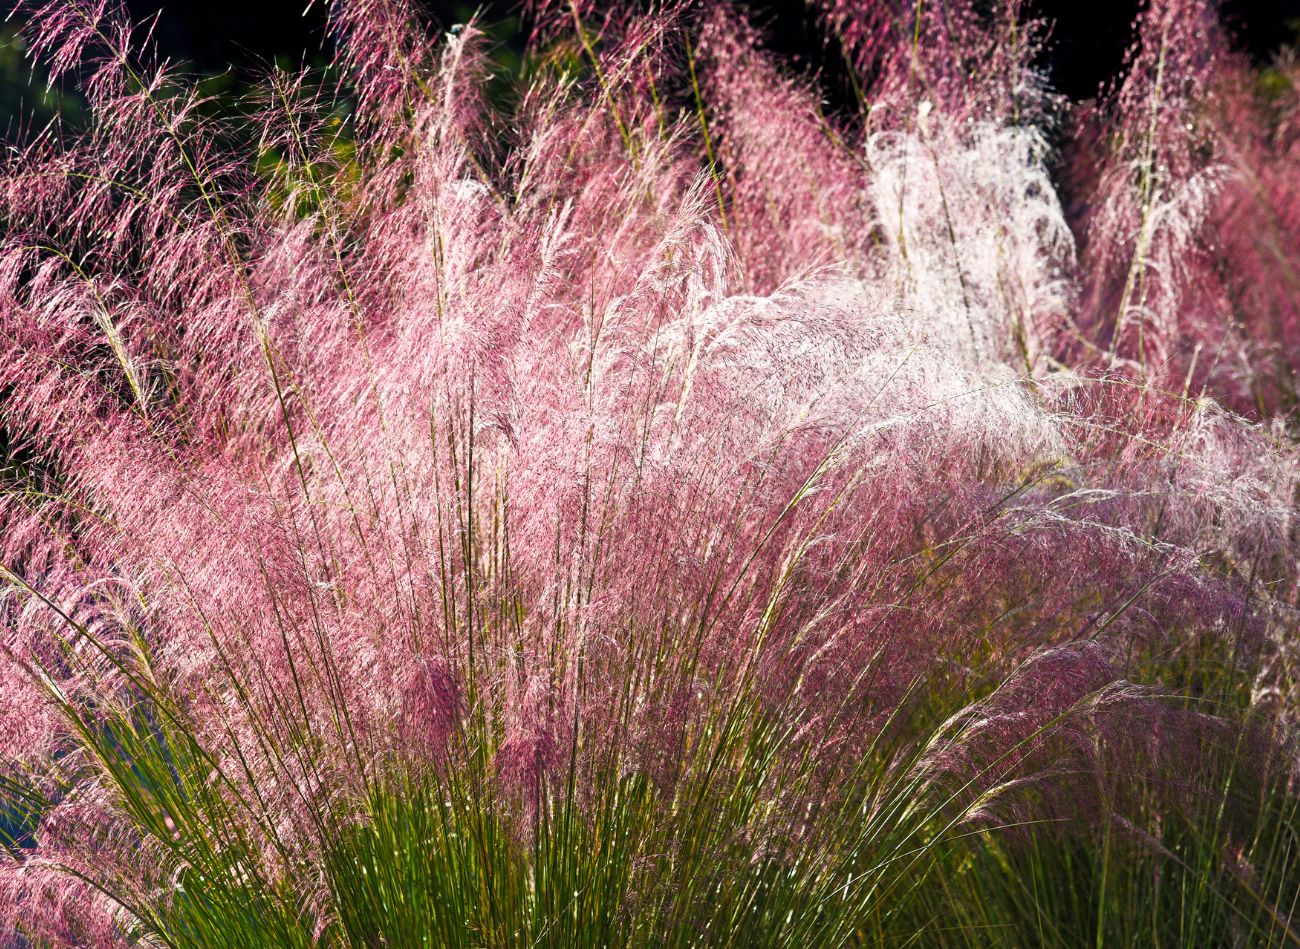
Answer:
0, 0, 1298, 123
110, 0, 1300, 98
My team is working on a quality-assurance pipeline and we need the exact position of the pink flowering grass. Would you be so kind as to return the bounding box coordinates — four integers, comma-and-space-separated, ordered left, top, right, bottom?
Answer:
0, 0, 1297, 944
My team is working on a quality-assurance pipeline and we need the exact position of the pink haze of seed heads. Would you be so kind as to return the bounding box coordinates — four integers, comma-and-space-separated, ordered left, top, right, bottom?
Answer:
0, 0, 1297, 938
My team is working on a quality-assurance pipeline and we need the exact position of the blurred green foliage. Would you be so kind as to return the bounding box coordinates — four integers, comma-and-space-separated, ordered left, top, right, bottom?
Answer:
0, 26, 81, 132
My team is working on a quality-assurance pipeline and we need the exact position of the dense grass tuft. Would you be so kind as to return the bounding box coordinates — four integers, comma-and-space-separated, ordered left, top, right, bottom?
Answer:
0, 0, 1297, 944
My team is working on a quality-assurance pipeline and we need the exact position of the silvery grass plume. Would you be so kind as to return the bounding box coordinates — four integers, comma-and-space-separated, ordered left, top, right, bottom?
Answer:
0, 0, 1296, 944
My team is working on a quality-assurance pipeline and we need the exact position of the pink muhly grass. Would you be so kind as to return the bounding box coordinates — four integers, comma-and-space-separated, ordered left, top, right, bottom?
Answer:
1073, 0, 1227, 382
0, 0, 1295, 942
1073, 0, 1300, 420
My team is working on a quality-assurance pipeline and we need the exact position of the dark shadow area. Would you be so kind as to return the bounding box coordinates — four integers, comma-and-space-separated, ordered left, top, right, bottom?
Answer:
0, 0, 1295, 129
